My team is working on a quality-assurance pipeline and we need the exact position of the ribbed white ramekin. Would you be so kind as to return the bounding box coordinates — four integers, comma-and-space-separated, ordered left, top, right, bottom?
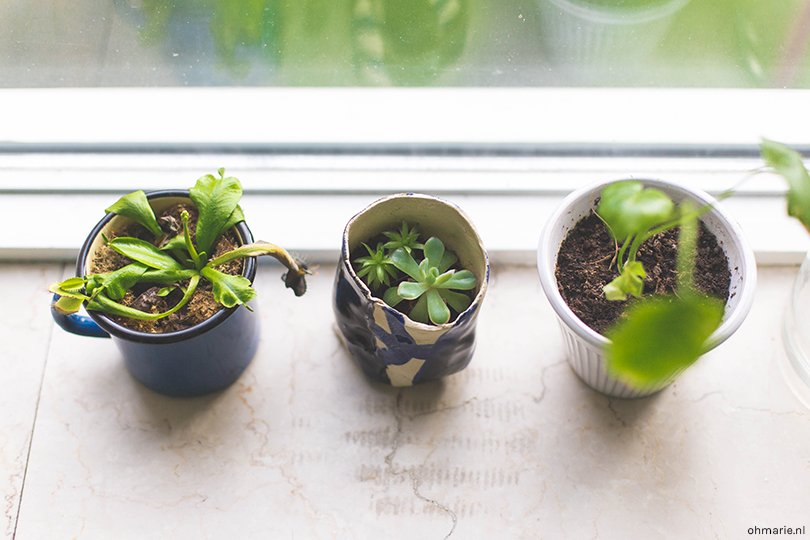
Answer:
537, 179, 757, 398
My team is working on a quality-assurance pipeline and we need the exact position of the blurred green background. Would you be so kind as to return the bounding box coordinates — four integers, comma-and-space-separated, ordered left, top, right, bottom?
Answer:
0, 0, 807, 87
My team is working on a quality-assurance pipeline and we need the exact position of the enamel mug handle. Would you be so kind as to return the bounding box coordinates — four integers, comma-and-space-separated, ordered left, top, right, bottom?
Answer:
50, 294, 110, 338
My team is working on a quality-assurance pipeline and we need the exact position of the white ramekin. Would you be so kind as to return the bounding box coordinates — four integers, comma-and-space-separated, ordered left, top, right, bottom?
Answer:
537, 179, 757, 398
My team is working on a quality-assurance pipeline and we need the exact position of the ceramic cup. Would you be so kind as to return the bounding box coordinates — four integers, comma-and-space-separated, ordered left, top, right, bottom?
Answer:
333, 193, 489, 386
50, 190, 260, 397
537, 179, 757, 398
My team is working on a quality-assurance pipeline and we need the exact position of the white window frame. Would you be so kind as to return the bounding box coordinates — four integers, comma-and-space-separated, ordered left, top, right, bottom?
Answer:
1, 87, 809, 264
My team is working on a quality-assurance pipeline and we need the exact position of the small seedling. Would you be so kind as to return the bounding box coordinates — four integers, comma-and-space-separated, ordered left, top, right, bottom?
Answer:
354, 243, 398, 289
352, 223, 477, 325
601, 140, 810, 386
382, 221, 423, 254
604, 201, 724, 386
51, 169, 308, 322
596, 181, 679, 300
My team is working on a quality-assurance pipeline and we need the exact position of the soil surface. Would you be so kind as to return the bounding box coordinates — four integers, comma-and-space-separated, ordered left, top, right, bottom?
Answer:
89, 203, 244, 333
555, 212, 731, 335
350, 232, 475, 324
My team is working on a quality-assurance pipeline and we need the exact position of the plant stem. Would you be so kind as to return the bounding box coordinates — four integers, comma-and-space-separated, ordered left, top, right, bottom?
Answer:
88, 274, 201, 321
676, 201, 698, 293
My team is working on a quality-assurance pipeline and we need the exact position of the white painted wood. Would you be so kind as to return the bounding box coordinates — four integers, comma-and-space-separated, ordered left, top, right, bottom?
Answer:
0, 263, 62, 539
1, 88, 809, 146
0, 191, 807, 265
13, 265, 810, 539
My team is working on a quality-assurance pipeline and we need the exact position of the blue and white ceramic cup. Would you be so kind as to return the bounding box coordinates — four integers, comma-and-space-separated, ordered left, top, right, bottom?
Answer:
50, 190, 260, 397
333, 194, 490, 387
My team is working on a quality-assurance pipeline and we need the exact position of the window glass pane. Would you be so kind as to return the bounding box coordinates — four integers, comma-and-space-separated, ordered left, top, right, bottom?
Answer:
2, 0, 808, 88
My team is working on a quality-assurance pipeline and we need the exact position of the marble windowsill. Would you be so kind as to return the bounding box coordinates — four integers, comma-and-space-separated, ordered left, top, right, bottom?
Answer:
3, 263, 809, 539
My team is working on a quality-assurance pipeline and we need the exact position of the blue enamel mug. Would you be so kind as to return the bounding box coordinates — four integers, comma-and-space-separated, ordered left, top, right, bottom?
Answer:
50, 190, 259, 397
333, 194, 490, 386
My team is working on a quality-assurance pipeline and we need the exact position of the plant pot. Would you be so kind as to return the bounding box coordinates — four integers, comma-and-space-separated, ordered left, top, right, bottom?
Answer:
50, 190, 260, 397
782, 251, 810, 407
535, 0, 690, 78
333, 193, 489, 387
537, 179, 756, 398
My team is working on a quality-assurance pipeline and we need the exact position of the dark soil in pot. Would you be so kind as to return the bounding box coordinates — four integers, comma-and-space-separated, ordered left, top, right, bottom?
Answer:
89, 203, 244, 334
555, 213, 731, 335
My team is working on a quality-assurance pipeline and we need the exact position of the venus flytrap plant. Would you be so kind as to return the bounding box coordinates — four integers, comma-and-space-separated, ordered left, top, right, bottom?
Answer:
50, 169, 308, 324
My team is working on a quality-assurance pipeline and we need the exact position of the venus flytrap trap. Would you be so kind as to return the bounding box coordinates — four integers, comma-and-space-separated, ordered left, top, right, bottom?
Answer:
50, 169, 308, 325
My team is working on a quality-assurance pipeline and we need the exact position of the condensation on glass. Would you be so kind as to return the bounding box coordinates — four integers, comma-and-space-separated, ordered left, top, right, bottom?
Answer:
1, 0, 809, 88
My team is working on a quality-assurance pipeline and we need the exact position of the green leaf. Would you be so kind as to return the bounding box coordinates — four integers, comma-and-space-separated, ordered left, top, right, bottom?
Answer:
53, 295, 85, 314
156, 286, 175, 297
389, 248, 423, 281
108, 237, 183, 271
201, 266, 255, 308
437, 249, 458, 273
603, 261, 646, 301
382, 222, 422, 253
86, 275, 200, 321
397, 281, 429, 300
105, 190, 162, 238
383, 286, 404, 307
189, 171, 243, 255
87, 263, 150, 300
596, 181, 675, 242
56, 277, 85, 293
761, 139, 810, 232
606, 294, 724, 387
423, 237, 445, 269
49, 278, 88, 300
436, 269, 476, 290
222, 205, 245, 232
141, 268, 199, 285
426, 289, 450, 325
409, 295, 429, 324
159, 234, 186, 253
438, 288, 472, 313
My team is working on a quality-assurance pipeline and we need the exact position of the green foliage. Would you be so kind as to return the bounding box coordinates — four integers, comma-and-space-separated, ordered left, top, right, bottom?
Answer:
388, 237, 475, 325
596, 181, 705, 301
353, 224, 477, 325
760, 139, 810, 233
601, 187, 724, 388
597, 181, 674, 242
107, 238, 183, 271
104, 190, 163, 238
606, 293, 724, 387
354, 243, 398, 289
201, 267, 256, 308
50, 170, 308, 324
189, 168, 244, 256
602, 261, 645, 301
382, 222, 423, 254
